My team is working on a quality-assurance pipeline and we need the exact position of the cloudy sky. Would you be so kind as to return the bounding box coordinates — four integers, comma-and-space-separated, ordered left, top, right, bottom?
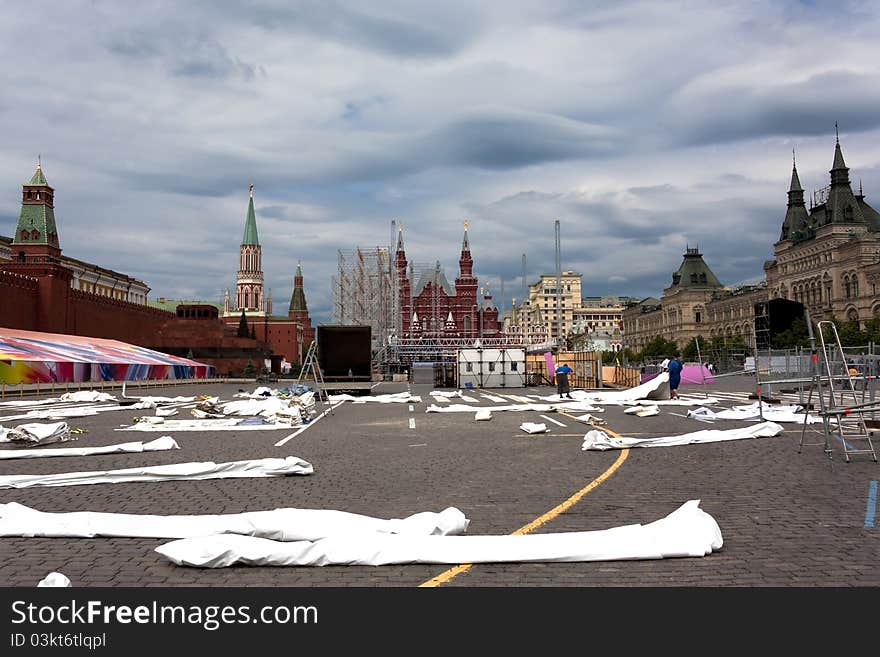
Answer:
2, 0, 880, 324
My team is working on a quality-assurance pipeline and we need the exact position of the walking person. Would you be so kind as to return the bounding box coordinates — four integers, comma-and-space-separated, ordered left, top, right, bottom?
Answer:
667, 353, 683, 399
555, 363, 573, 399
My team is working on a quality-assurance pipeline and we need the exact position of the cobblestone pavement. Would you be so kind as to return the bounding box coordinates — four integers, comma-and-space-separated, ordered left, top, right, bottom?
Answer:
0, 374, 877, 587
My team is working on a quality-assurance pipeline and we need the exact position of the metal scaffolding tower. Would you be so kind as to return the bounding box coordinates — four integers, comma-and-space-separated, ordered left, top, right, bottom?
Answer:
331, 246, 396, 357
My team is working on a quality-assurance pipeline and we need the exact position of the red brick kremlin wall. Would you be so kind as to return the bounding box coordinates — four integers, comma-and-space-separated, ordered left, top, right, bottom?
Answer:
0, 270, 273, 377
0, 270, 39, 329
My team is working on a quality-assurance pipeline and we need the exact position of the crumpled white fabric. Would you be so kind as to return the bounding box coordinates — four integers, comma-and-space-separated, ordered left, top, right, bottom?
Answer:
0, 502, 469, 540
37, 572, 71, 587
687, 402, 825, 424
474, 409, 492, 421
0, 421, 71, 445
0, 456, 313, 489
233, 386, 276, 399
581, 421, 785, 450
574, 413, 606, 425
0, 436, 178, 460
624, 405, 660, 417
520, 422, 548, 434
430, 390, 466, 398
154, 499, 722, 568
221, 397, 289, 417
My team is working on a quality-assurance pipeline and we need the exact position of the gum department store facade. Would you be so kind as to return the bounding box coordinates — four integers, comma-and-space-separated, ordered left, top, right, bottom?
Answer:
623, 136, 880, 352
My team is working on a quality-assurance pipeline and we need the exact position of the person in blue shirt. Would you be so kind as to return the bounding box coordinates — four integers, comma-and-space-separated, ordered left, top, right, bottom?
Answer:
555, 363, 573, 399
666, 354, 684, 399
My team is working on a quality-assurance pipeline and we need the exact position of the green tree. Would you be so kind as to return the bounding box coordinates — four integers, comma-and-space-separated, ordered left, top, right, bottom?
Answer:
681, 335, 706, 361
833, 318, 867, 347
250, 324, 256, 340
237, 310, 248, 337
864, 318, 880, 344
638, 335, 679, 363
770, 318, 810, 349
242, 360, 256, 378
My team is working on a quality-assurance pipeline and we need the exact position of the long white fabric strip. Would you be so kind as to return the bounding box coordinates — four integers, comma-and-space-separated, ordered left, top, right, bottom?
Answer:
426, 402, 604, 413
118, 418, 296, 432
154, 500, 722, 568
0, 436, 179, 460
687, 402, 825, 424
581, 421, 785, 450
0, 456, 313, 489
327, 393, 421, 403
534, 373, 670, 404
0, 401, 157, 422
0, 502, 468, 540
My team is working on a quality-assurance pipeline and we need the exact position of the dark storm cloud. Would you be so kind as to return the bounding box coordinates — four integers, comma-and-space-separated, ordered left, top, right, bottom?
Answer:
427, 110, 617, 169
237, 0, 486, 59
667, 70, 880, 146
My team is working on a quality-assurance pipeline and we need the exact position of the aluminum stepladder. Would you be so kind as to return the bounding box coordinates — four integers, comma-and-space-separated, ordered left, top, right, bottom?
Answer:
799, 318, 876, 463
295, 341, 334, 417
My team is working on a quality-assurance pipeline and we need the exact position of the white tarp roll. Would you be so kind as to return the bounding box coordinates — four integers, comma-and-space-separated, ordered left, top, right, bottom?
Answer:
0, 502, 469, 540
0, 436, 179, 460
154, 499, 722, 568
0, 421, 71, 445
474, 409, 492, 421
426, 402, 604, 413
581, 421, 785, 451
0, 456, 313, 489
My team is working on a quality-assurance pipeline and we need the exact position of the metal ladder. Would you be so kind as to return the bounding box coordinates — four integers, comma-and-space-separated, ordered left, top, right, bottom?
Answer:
295, 341, 334, 416
799, 319, 876, 462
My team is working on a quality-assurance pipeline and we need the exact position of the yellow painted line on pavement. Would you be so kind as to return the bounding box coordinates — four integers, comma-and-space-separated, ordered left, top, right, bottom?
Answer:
419, 424, 630, 588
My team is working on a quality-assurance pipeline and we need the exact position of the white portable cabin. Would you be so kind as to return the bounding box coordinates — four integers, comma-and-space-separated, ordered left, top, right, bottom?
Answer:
457, 348, 526, 388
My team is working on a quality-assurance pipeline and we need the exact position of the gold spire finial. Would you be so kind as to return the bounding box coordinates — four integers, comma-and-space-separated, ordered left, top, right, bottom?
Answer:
398, 222, 403, 233
37, 154, 41, 169
249, 184, 254, 198
464, 220, 469, 231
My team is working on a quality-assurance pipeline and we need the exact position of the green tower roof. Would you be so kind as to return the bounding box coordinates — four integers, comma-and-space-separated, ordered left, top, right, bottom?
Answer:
13, 164, 59, 247
27, 164, 48, 186
242, 185, 259, 245
289, 261, 308, 313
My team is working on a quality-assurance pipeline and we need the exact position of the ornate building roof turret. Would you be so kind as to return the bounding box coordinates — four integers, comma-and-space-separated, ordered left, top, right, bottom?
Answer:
669, 246, 723, 289
780, 151, 810, 242
818, 130, 867, 228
